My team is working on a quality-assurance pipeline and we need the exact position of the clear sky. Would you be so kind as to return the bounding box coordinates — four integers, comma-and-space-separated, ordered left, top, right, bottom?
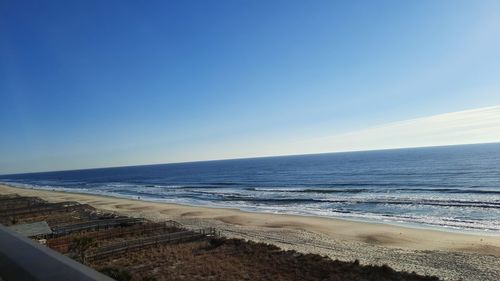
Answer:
1, 0, 500, 174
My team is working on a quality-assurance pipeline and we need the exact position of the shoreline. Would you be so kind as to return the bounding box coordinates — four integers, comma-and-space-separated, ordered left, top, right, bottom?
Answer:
1, 183, 499, 254
4, 183, 500, 237
2, 183, 500, 280
51, 194, 500, 236
3, 182, 500, 237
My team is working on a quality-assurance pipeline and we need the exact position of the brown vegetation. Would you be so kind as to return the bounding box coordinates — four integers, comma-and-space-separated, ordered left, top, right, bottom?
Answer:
2, 195, 439, 281
91, 238, 439, 281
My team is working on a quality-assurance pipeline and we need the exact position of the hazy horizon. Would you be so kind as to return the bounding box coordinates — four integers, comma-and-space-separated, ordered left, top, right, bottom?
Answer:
2, 140, 500, 176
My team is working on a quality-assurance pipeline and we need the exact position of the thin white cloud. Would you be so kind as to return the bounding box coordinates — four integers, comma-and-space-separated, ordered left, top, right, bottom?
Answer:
184, 105, 500, 161
302, 105, 500, 153
3, 106, 499, 174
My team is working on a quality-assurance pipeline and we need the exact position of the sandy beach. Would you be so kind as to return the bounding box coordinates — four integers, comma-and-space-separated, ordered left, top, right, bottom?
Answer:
1, 184, 499, 280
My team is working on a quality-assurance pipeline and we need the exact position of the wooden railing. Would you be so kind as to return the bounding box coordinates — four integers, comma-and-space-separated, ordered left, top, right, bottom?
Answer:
51, 217, 146, 236
0, 196, 45, 210
0, 194, 22, 200
47, 221, 183, 252
0, 201, 91, 218
85, 227, 217, 261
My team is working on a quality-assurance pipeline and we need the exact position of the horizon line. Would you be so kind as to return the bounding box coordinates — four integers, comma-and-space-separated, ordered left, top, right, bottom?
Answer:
1, 141, 499, 177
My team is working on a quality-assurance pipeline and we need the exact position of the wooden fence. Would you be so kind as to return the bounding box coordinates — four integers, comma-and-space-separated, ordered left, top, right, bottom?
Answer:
47, 221, 184, 252
0, 197, 45, 211
0, 202, 91, 218
85, 228, 217, 262
0, 194, 22, 200
51, 217, 147, 237
0, 196, 44, 209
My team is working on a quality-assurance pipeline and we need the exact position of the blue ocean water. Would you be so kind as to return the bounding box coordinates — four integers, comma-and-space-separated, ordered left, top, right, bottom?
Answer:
1, 143, 500, 233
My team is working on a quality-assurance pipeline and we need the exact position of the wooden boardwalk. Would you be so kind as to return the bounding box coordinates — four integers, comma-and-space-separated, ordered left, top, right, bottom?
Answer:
0, 201, 93, 222
85, 228, 217, 261
0, 194, 22, 200
51, 217, 147, 236
47, 221, 185, 252
0, 196, 45, 210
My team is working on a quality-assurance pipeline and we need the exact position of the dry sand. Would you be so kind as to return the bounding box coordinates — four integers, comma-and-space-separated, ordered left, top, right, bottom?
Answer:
1, 184, 499, 280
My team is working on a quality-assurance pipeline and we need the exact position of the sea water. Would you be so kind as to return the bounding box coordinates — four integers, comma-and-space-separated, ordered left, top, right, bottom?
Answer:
2, 143, 500, 233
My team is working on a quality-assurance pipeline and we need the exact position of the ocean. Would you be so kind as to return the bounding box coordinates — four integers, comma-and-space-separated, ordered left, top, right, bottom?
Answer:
1, 143, 500, 233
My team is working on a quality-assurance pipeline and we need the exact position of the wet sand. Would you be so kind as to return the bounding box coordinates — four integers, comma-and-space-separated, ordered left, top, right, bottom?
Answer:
1, 184, 499, 280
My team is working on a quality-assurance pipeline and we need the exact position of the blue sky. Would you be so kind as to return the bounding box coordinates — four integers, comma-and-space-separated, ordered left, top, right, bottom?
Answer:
1, 0, 500, 174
